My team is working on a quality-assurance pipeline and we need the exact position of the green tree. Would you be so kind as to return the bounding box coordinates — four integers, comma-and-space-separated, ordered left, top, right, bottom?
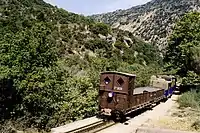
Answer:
84, 39, 112, 58
165, 12, 200, 76
89, 22, 111, 36
0, 23, 57, 79
0, 22, 60, 129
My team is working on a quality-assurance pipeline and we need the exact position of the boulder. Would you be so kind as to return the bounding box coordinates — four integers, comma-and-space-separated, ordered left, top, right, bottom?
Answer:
98, 34, 106, 40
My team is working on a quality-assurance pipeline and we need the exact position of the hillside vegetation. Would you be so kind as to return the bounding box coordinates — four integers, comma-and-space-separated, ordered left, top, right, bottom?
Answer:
165, 12, 200, 85
166, 12, 200, 131
0, 0, 162, 132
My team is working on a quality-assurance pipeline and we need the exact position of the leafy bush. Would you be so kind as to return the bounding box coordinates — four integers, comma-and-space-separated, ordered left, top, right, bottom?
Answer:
84, 39, 112, 58
182, 71, 200, 86
89, 22, 111, 36
114, 40, 127, 50
0, 22, 62, 129
178, 90, 200, 109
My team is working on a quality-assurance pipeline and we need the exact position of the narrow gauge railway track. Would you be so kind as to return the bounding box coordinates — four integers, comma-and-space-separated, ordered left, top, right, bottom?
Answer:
51, 117, 116, 133
72, 120, 116, 133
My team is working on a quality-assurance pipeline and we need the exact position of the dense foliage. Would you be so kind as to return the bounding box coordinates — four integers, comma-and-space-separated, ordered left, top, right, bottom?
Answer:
161, 11, 200, 133
89, 22, 111, 36
165, 12, 200, 85
0, 0, 162, 132
178, 89, 200, 109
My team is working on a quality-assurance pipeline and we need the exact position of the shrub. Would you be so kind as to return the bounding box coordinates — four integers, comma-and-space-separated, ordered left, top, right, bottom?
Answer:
84, 39, 112, 58
182, 71, 200, 86
178, 90, 200, 109
89, 22, 111, 36
114, 40, 127, 50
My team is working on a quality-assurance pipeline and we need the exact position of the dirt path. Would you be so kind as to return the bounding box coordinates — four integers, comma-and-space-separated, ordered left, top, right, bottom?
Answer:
98, 95, 180, 133
142, 97, 200, 132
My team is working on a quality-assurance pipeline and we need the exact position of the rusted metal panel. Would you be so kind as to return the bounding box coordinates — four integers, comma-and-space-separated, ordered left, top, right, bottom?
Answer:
99, 71, 168, 117
99, 91, 115, 110
114, 74, 129, 93
99, 72, 132, 113
129, 95, 137, 107
143, 92, 148, 103
135, 94, 144, 106
99, 91, 109, 108
149, 92, 154, 101
100, 73, 114, 91
115, 93, 128, 111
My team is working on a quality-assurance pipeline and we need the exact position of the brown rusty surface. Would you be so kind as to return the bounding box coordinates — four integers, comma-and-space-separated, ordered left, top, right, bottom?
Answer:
99, 72, 131, 111
100, 73, 114, 90
135, 127, 199, 133
99, 71, 168, 116
114, 74, 129, 93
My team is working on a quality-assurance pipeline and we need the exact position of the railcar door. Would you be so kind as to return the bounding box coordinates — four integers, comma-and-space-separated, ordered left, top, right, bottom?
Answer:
99, 72, 135, 115
99, 74, 115, 110
113, 74, 129, 112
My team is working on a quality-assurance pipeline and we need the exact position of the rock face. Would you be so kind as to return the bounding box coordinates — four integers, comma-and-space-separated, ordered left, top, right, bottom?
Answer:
90, 0, 200, 50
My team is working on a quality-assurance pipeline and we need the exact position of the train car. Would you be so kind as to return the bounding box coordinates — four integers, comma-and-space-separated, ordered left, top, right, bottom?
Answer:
151, 75, 177, 98
99, 71, 168, 121
162, 75, 177, 97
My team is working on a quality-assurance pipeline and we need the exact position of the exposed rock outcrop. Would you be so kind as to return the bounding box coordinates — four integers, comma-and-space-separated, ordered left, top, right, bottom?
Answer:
91, 0, 200, 50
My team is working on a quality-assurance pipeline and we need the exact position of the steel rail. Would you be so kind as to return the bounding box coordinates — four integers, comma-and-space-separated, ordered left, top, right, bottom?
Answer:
52, 119, 116, 133
68, 120, 116, 133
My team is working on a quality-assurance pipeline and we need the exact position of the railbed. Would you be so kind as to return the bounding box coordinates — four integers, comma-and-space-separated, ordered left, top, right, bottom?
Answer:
51, 116, 102, 133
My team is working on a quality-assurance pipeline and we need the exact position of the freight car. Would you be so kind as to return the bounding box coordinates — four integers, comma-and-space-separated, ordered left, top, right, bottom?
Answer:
99, 71, 176, 121
151, 75, 177, 98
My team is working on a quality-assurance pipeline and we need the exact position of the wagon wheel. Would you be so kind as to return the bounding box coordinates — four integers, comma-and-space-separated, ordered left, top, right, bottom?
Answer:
115, 111, 121, 121
156, 101, 160, 105
112, 110, 124, 122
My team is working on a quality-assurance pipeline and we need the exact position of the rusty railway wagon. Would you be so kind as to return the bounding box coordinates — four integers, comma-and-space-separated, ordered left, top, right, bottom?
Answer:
99, 71, 176, 120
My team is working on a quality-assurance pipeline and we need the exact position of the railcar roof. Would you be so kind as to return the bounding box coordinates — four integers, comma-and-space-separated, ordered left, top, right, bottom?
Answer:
101, 71, 136, 77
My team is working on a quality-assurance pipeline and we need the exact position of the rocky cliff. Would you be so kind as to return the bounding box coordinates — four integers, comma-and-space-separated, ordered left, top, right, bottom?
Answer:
91, 0, 200, 50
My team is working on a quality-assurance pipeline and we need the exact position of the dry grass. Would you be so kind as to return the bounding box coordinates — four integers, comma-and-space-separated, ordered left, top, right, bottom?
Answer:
142, 95, 200, 132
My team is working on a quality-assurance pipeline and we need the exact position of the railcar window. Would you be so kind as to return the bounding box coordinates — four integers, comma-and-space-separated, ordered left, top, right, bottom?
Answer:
104, 77, 111, 85
117, 78, 124, 86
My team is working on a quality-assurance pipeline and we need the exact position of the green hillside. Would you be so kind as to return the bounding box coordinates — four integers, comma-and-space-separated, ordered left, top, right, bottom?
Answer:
0, 0, 162, 132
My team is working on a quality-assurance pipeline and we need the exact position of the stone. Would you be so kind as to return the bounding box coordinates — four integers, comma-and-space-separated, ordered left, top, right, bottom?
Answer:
98, 34, 106, 40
